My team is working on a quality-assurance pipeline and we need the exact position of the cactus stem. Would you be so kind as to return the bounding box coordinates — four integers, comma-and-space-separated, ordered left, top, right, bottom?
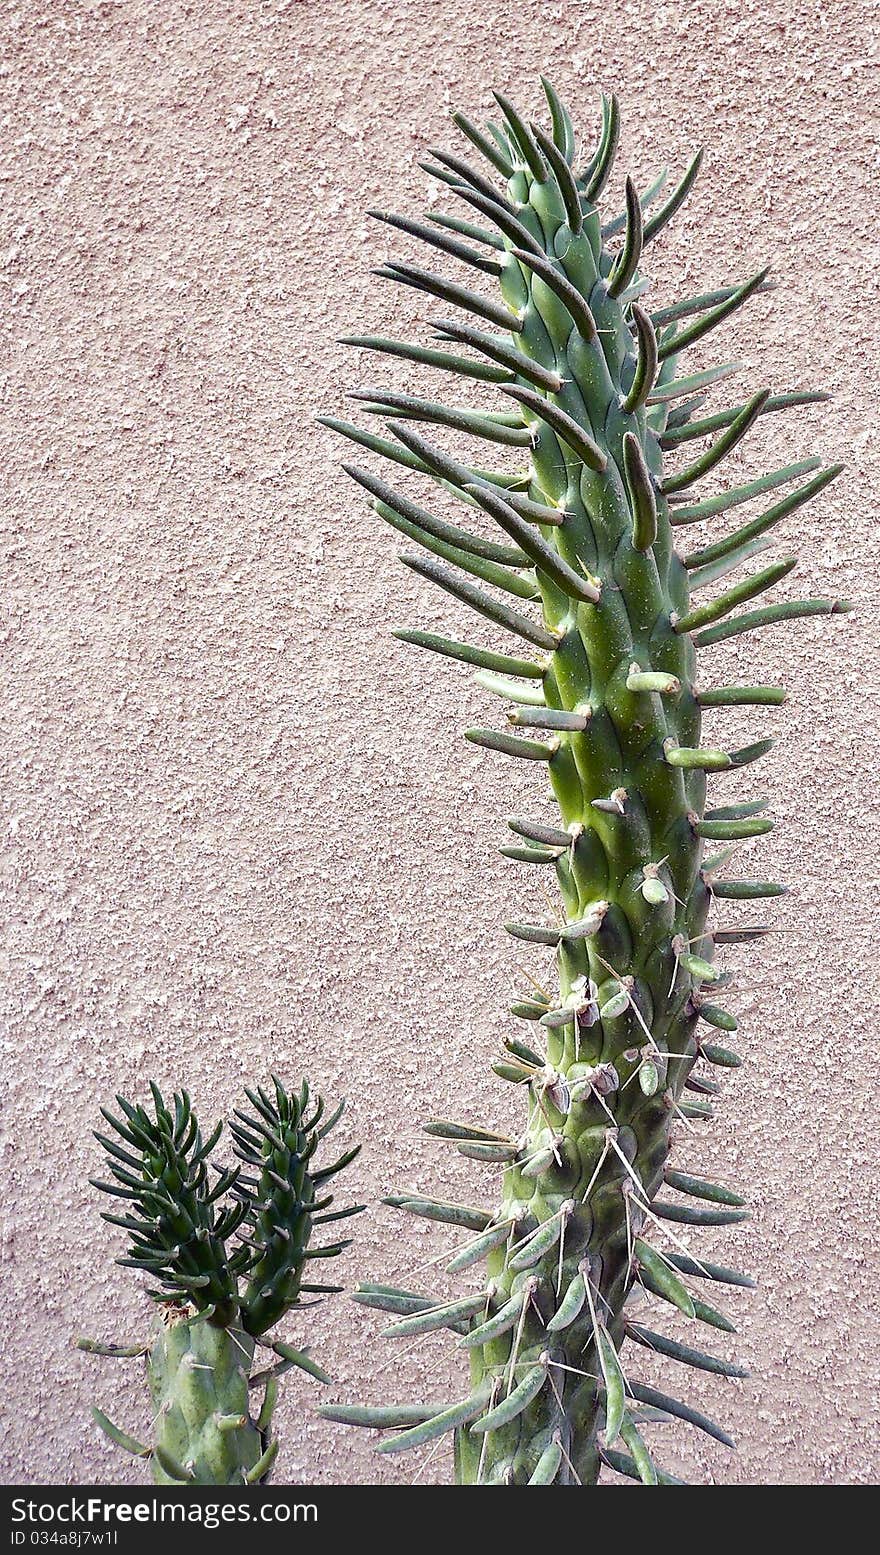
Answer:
328, 80, 849, 1488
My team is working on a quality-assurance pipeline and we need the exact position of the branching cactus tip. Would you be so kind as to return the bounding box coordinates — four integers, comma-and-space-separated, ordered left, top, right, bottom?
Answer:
318, 81, 848, 1485
79, 1077, 362, 1485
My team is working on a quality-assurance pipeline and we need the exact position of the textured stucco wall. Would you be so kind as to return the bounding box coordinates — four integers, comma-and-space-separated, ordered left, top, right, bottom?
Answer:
1, 0, 878, 1487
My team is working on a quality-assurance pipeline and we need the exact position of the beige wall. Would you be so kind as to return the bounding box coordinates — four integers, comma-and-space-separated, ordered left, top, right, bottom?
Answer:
1, 0, 878, 1487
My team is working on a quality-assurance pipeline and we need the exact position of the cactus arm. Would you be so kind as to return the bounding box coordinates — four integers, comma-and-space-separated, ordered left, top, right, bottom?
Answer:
83, 1078, 357, 1483
318, 82, 848, 1486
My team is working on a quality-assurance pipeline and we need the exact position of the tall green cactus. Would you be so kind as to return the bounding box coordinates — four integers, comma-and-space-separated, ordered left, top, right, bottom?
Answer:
319, 83, 848, 1485
80, 1078, 361, 1484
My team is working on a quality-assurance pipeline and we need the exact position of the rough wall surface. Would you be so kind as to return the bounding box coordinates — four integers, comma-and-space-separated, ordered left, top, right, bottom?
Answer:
1, 0, 877, 1488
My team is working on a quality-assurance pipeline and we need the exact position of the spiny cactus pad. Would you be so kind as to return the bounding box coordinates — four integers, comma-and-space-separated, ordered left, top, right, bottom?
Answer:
319, 83, 847, 1485
81, 1078, 361, 1484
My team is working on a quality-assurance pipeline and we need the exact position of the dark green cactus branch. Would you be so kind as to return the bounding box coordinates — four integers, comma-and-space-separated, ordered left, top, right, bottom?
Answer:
92, 1084, 248, 1325
80, 1079, 361, 1485
316, 83, 848, 1486
232, 1078, 362, 1337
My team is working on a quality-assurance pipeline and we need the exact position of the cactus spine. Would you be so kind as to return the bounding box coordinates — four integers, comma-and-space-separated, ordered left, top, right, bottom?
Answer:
81, 1079, 361, 1484
320, 83, 848, 1484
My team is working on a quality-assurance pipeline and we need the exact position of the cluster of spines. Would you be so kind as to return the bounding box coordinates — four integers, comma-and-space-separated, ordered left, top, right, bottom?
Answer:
318, 79, 846, 1485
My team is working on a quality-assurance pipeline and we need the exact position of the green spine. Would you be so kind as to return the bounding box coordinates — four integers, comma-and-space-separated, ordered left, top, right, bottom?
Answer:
83, 1079, 359, 1484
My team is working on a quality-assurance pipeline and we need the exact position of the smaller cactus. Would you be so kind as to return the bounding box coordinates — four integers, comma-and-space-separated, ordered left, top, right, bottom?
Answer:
79, 1077, 361, 1484
317, 78, 849, 1484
